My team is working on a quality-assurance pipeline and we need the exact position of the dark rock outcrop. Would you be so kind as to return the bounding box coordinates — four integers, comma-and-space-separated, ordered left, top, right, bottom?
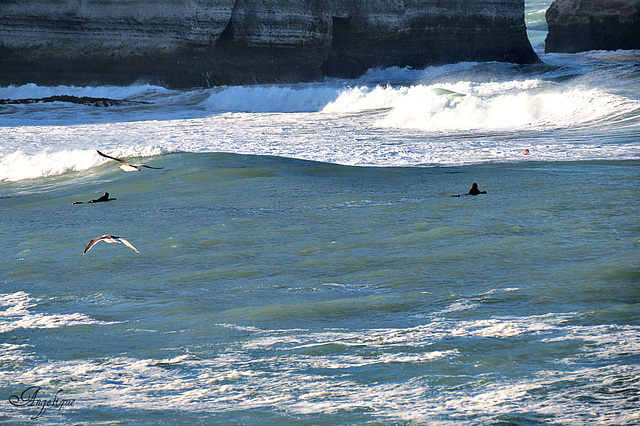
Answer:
545, 0, 640, 53
0, 0, 538, 88
0, 95, 149, 107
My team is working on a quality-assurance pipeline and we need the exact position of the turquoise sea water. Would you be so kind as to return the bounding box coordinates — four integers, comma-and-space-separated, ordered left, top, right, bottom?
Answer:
1, 1, 640, 424
2, 156, 638, 424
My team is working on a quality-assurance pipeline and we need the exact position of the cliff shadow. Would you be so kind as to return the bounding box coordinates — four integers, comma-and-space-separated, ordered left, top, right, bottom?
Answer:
321, 17, 365, 79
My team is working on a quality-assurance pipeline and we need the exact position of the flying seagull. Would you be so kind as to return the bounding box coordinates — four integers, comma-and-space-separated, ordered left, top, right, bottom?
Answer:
83, 235, 140, 255
97, 150, 163, 172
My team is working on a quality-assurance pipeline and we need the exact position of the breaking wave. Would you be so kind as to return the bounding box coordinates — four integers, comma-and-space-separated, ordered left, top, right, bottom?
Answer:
1, 57, 639, 181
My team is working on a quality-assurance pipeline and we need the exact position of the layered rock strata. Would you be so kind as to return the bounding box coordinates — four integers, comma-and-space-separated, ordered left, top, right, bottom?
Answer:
0, 0, 538, 88
545, 0, 640, 53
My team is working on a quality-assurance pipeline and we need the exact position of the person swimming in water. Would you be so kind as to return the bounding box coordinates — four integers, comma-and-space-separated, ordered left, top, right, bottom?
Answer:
73, 192, 117, 204
523, 149, 531, 155
89, 192, 117, 203
467, 183, 486, 195
451, 183, 486, 197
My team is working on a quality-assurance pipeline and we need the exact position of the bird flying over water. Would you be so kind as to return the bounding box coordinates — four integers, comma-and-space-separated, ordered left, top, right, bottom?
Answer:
83, 235, 140, 255
97, 150, 163, 172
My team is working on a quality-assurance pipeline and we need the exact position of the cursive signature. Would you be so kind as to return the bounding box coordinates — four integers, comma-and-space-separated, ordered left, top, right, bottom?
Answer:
9, 386, 75, 419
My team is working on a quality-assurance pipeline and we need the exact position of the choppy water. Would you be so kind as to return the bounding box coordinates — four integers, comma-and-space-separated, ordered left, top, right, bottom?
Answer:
1, 1, 639, 424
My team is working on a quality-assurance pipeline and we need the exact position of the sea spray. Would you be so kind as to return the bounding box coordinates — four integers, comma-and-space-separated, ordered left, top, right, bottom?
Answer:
0, 147, 164, 182
203, 85, 343, 113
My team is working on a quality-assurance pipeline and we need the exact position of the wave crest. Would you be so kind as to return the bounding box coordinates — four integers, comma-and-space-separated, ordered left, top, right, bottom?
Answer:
0, 147, 163, 182
203, 85, 342, 113
321, 81, 640, 131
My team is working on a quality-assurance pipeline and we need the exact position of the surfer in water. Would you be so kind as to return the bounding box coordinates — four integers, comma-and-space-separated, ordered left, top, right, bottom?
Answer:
89, 192, 116, 203
451, 183, 486, 197
73, 192, 117, 204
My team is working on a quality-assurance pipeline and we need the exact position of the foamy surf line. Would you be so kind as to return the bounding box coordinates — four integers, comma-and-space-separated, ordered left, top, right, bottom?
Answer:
320, 81, 640, 131
0, 292, 115, 333
1, 74, 640, 181
2, 315, 638, 423
1, 142, 639, 182
0, 147, 164, 182
201, 78, 640, 126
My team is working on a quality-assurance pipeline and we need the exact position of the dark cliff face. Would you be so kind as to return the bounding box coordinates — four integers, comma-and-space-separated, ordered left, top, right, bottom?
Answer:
545, 0, 640, 53
0, 0, 538, 88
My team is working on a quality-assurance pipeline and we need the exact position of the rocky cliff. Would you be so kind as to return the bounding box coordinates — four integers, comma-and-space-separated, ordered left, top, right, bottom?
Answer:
0, 0, 538, 88
545, 0, 640, 53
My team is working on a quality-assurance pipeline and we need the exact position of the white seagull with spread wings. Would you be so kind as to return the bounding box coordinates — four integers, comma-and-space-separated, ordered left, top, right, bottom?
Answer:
83, 235, 140, 255
97, 150, 163, 172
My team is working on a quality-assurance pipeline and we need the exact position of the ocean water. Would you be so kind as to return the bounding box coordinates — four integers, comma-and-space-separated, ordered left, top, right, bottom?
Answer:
1, 1, 639, 424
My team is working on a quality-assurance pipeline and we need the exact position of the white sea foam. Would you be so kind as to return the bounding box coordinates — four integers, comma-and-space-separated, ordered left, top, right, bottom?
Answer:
0, 149, 101, 181
239, 314, 579, 351
2, 314, 638, 424
457, 318, 556, 338
0, 146, 164, 181
0, 292, 114, 333
357, 61, 489, 84
1, 58, 639, 181
203, 85, 342, 113
320, 81, 640, 132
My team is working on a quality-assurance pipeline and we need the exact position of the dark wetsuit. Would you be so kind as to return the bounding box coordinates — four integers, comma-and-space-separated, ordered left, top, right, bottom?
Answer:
467, 183, 486, 195
451, 183, 486, 197
89, 192, 116, 203
74, 192, 117, 204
